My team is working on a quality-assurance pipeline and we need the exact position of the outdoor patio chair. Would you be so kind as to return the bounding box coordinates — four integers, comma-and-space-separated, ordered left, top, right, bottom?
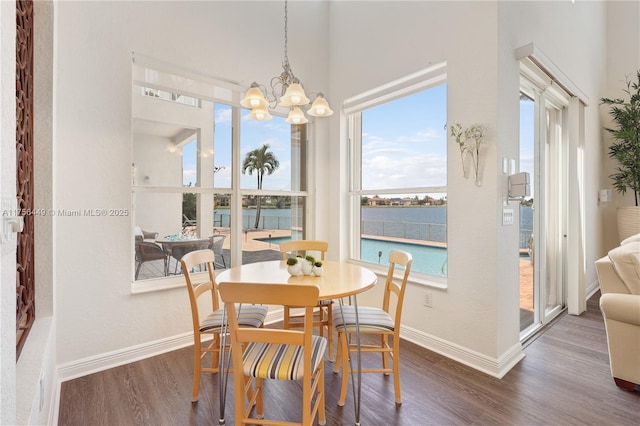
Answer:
134, 240, 167, 279
182, 214, 197, 230
134, 227, 158, 242
208, 234, 227, 269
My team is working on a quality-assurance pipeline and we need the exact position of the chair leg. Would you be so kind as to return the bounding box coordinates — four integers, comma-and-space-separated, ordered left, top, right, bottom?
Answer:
333, 331, 343, 373
337, 332, 349, 406
255, 377, 264, 419
234, 372, 245, 423
191, 338, 201, 402
326, 304, 334, 361
303, 374, 311, 426
211, 334, 220, 371
393, 336, 402, 404
135, 262, 142, 280
381, 334, 390, 373
284, 306, 291, 330
317, 362, 327, 425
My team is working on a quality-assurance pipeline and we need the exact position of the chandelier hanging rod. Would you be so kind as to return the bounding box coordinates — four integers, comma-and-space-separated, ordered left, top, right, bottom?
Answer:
240, 0, 333, 123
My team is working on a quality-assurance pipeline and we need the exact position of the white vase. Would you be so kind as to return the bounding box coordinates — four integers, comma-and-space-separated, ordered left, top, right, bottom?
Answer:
312, 265, 323, 276
616, 206, 640, 243
287, 263, 302, 276
300, 259, 313, 275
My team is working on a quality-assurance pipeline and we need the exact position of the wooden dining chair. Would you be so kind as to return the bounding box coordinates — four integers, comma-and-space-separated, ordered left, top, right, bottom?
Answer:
180, 249, 268, 402
218, 281, 327, 426
333, 250, 413, 406
279, 240, 334, 360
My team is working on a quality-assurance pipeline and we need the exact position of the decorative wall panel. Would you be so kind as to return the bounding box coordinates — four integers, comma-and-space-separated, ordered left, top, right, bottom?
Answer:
16, 0, 35, 360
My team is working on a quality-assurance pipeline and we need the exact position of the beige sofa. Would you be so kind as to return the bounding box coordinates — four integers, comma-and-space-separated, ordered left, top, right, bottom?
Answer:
595, 234, 640, 391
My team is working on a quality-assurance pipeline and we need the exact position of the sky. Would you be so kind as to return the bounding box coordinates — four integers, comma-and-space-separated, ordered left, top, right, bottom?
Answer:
360, 84, 447, 192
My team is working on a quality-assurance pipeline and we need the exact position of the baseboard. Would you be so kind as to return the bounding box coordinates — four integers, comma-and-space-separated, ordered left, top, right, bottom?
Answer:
56, 306, 523, 400
400, 325, 525, 379
57, 331, 198, 383
586, 279, 600, 300
57, 307, 284, 383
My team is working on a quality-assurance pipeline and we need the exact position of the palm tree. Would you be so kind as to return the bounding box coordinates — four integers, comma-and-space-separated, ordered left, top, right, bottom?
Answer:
242, 144, 280, 228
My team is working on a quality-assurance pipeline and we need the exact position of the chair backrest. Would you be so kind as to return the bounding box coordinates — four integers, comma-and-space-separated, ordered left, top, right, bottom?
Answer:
181, 250, 219, 332
209, 234, 227, 255
135, 240, 165, 261
279, 240, 328, 261
218, 282, 320, 369
381, 250, 413, 326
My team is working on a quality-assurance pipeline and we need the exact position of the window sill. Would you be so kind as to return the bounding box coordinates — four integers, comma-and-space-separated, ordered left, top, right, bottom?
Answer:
130, 273, 207, 294
347, 259, 448, 290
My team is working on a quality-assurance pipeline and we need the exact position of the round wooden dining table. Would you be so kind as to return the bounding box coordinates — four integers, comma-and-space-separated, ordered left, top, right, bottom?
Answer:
215, 259, 378, 426
215, 259, 377, 300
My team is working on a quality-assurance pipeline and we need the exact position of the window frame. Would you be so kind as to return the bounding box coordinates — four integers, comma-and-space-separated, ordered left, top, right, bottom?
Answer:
346, 62, 448, 286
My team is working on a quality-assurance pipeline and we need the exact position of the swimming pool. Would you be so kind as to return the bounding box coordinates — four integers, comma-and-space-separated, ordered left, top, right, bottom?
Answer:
255, 235, 447, 277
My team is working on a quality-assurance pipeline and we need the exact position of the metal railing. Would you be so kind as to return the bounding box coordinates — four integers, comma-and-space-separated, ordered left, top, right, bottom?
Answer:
520, 229, 533, 250
361, 220, 447, 243
215, 213, 296, 230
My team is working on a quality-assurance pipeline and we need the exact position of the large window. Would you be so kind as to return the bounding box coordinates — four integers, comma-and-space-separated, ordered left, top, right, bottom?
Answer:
348, 64, 447, 279
131, 56, 307, 285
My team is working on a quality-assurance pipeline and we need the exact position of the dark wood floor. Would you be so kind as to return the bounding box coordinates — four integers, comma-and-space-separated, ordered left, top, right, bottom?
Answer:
58, 292, 639, 425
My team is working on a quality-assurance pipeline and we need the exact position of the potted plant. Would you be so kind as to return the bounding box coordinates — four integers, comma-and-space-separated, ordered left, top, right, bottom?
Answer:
286, 257, 302, 276
301, 255, 315, 275
601, 70, 640, 242
312, 261, 324, 276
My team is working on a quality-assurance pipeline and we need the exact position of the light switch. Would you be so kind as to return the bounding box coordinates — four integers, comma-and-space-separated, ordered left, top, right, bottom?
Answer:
502, 208, 514, 226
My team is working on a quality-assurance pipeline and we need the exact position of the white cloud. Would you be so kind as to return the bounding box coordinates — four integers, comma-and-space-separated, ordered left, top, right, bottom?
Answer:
215, 108, 232, 124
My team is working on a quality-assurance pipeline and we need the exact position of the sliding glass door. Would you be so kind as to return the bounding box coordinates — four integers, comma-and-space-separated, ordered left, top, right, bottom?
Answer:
519, 68, 567, 338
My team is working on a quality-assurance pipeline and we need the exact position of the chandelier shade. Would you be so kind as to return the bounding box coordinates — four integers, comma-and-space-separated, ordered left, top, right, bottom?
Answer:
248, 106, 273, 121
308, 94, 333, 117
285, 106, 309, 124
278, 83, 310, 107
241, 0, 332, 123
240, 84, 268, 109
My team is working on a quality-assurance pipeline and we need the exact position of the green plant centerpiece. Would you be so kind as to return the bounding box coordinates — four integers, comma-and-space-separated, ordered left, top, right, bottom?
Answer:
286, 255, 321, 276
601, 70, 640, 241
312, 260, 324, 276
301, 255, 315, 275
286, 256, 302, 276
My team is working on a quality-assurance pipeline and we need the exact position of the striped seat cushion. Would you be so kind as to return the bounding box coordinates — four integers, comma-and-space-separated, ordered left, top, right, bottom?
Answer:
333, 305, 394, 333
242, 336, 327, 380
200, 304, 268, 333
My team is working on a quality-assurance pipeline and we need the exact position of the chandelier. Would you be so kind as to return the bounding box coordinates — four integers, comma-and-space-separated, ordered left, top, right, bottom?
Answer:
240, 0, 333, 124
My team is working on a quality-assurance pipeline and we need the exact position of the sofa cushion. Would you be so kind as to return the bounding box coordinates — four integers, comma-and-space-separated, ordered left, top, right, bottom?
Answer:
621, 232, 640, 245
608, 241, 640, 295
